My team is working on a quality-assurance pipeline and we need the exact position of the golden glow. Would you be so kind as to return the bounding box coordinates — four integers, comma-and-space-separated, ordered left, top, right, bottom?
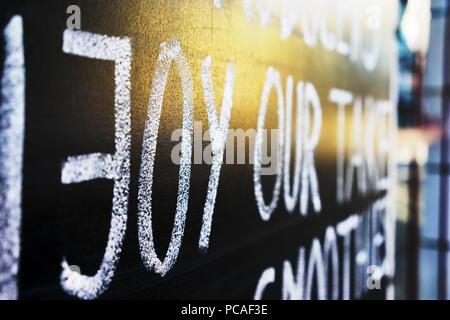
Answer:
397, 126, 442, 166
80, 0, 398, 165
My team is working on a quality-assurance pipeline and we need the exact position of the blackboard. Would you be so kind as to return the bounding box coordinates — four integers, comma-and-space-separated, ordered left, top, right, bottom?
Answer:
0, 0, 398, 300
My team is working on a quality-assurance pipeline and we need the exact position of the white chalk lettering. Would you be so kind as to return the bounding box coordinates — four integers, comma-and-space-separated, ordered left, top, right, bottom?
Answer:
0, 15, 25, 300
60, 29, 132, 300
137, 38, 194, 276
199, 56, 235, 250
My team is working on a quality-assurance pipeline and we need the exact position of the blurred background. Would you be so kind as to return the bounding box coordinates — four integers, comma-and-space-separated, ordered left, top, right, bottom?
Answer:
395, 0, 450, 299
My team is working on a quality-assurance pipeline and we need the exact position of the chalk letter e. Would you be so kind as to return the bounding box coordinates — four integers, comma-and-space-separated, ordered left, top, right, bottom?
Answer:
60, 29, 132, 300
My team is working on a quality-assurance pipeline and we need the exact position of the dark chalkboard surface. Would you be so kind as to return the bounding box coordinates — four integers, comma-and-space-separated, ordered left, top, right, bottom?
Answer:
0, 0, 398, 299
